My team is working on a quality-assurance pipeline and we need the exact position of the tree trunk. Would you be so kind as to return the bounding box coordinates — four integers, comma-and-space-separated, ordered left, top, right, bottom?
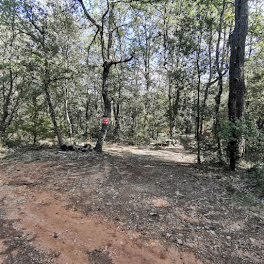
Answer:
43, 81, 63, 147
196, 74, 201, 165
78, 0, 132, 151
215, 73, 224, 161
65, 87, 73, 144
113, 67, 123, 141
113, 102, 121, 141
196, 34, 202, 165
200, 23, 213, 136
85, 89, 91, 137
168, 78, 174, 138
94, 63, 111, 152
228, 0, 248, 170
214, 0, 227, 163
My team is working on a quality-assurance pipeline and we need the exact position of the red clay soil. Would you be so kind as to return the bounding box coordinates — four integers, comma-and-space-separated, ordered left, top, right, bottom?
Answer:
0, 185, 204, 264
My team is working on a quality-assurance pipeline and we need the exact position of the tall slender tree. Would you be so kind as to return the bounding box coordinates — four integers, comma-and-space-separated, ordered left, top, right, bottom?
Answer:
228, 0, 249, 170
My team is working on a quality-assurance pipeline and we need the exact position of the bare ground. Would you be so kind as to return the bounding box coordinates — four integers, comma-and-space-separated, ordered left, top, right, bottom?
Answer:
0, 143, 263, 264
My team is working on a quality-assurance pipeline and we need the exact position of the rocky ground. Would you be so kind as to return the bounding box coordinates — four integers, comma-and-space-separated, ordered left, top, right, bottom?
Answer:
0, 143, 263, 264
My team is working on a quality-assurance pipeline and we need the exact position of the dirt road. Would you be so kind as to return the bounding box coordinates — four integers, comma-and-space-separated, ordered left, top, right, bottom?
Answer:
0, 144, 263, 263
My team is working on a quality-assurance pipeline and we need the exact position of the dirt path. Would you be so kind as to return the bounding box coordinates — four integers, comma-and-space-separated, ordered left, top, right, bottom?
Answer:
0, 144, 263, 263
0, 185, 202, 264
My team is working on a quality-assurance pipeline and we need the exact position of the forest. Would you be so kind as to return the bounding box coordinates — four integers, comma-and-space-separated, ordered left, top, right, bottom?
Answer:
0, 0, 264, 263
0, 0, 263, 168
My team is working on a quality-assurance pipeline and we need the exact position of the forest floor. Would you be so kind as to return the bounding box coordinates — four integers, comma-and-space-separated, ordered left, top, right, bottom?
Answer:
0, 141, 263, 264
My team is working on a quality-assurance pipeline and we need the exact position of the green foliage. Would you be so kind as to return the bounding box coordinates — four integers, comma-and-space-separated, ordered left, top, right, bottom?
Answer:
219, 119, 264, 163
12, 98, 54, 144
219, 119, 252, 141
247, 166, 264, 198
19, 116, 54, 141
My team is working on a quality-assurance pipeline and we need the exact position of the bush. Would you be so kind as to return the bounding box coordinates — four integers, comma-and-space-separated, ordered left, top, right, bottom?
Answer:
219, 119, 264, 163
246, 166, 264, 198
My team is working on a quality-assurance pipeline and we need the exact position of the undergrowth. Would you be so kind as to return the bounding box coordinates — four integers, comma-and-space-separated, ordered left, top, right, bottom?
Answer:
246, 166, 264, 199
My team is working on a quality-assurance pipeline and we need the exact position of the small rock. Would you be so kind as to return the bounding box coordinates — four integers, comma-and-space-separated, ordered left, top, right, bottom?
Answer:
25, 232, 36, 241
226, 236, 231, 240
166, 233, 172, 238
149, 212, 159, 217
53, 251, 61, 258
177, 238, 183, 245
53, 232, 58, 238
249, 238, 256, 244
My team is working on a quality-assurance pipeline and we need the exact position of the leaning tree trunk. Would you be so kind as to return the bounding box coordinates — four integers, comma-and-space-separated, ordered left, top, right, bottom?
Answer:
228, 0, 248, 170
43, 60, 64, 149
44, 83, 64, 147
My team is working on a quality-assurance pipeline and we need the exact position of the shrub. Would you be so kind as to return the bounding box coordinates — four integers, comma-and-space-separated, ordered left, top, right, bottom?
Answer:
246, 166, 264, 198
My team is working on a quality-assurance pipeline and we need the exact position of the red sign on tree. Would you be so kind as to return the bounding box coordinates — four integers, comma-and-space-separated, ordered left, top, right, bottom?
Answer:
102, 117, 110, 124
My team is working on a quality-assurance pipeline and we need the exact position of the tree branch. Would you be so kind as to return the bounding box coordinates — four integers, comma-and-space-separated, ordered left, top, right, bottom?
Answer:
86, 27, 100, 57
77, 0, 101, 29
102, 1, 110, 22
208, 69, 228, 86
111, 54, 134, 66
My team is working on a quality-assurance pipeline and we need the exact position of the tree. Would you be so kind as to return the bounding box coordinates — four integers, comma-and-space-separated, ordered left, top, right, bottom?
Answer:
228, 0, 249, 170
0, 0, 26, 144
214, 0, 228, 163
17, 0, 80, 147
77, 0, 133, 152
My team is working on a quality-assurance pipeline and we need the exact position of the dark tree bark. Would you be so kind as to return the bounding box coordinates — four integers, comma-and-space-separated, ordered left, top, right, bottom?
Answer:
94, 57, 133, 152
113, 80, 122, 141
228, 0, 248, 170
196, 66, 201, 165
196, 33, 202, 165
168, 78, 174, 137
94, 62, 112, 152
